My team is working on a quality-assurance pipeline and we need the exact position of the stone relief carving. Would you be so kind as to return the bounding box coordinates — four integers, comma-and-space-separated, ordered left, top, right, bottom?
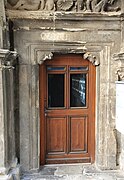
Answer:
36, 51, 53, 64
36, 50, 99, 66
7, 0, 120, 12
83, 52, 99, 65
116, 68, 124, 81
113, 52, 124, 81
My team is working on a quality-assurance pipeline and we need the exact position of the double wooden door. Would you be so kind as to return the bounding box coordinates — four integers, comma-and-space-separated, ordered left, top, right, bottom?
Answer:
40, 54, 95, 165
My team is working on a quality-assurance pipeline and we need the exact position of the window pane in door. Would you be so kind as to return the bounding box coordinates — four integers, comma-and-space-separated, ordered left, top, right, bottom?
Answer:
70, 74, 86, 107
48, 74, 64, 108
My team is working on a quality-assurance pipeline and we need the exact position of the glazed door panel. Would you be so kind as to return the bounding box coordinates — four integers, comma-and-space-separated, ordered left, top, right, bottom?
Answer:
40, 54, 96, 165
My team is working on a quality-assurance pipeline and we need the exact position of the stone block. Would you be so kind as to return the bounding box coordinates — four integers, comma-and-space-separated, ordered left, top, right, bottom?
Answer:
0, 175, 13, 180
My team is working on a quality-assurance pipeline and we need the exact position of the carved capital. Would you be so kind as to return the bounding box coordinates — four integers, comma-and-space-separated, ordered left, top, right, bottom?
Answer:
83, 52, 99, 66
0, 49, 18, 69
36, 50, 53, 64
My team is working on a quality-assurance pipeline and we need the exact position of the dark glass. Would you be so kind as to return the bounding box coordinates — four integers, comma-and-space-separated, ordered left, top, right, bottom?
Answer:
70, 74, 86, 107
70, 67, 88, 71
47, 66, 65, 71
48, 74, 64, 108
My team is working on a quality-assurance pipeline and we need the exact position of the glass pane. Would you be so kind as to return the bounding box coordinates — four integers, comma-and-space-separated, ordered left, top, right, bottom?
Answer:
70, 74, 86, 107
47, 66, 65, 71
48, 74, 64, 108
70, 67, 88, 71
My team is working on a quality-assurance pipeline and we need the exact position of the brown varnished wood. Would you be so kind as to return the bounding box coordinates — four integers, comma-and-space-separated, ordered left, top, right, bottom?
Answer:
40, 54, 96, 165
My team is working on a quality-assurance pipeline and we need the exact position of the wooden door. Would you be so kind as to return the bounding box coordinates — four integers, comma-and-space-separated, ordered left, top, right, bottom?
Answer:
40, 54, 96, 165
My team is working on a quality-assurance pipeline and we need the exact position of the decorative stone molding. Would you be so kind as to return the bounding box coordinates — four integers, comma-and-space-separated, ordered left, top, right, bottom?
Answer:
36, 49, 99, 65
113, 52, 124, 81
34, 42, 99, 65
6, 0, 120, 12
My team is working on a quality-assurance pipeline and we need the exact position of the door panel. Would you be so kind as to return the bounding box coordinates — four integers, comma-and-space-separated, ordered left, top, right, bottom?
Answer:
70, 116, 88, 153
40, 54, 96, 165
46, 117, 67, 154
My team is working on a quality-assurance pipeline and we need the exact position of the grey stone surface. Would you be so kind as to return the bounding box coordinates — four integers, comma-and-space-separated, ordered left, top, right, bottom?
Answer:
21, 165, 124, 180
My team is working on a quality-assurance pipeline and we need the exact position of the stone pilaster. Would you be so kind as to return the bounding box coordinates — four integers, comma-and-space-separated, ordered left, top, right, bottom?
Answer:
0, 49, 18, 178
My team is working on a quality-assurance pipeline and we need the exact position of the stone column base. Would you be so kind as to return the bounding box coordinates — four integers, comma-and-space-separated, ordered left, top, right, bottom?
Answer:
0, 166, 20, 180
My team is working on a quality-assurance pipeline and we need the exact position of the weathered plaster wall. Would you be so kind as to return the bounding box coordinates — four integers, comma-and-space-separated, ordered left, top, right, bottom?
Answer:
6, 11, 121, 171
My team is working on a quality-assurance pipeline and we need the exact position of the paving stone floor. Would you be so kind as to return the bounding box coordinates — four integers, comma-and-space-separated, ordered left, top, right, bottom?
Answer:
21, 164, 124, 180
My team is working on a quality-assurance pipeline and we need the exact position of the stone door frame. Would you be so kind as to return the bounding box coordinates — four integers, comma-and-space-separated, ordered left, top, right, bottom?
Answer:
18, 38, 117, 171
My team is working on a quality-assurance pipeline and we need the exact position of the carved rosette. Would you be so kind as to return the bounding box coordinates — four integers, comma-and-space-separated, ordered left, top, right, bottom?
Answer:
57, 0, 74, 11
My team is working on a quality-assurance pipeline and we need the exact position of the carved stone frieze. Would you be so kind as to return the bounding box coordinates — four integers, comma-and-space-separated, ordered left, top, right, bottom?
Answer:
6, 0, 120, 12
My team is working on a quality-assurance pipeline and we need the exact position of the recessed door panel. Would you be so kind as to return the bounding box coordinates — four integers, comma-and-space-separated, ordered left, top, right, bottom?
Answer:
69, 116, 88, 153
46, 117, 67, 154
40, 54, 96, 165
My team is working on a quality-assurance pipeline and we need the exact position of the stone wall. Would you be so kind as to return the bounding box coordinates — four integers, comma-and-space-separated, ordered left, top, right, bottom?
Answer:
0, 0, 123, 175
5, 10, 122, 171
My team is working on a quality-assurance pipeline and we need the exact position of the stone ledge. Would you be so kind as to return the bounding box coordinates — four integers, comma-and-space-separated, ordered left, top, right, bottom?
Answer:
6, 10, 121, 21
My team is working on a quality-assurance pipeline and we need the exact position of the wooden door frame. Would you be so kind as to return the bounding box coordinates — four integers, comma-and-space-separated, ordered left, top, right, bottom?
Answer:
39, 54, 96, 165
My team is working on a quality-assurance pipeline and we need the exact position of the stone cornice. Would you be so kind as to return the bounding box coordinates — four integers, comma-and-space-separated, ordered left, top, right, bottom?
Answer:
6, 10, 121, 21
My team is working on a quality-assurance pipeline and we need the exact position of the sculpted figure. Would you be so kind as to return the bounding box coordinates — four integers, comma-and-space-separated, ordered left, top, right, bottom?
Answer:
85, 0, 94, 11
92, 0, 119, 12
77, 0, 92, 11
93, 0, 109, 12
7, 0, 56, 11
7, 0, 42, 10
44, 0, 55, 11
76, 0, 85, 11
